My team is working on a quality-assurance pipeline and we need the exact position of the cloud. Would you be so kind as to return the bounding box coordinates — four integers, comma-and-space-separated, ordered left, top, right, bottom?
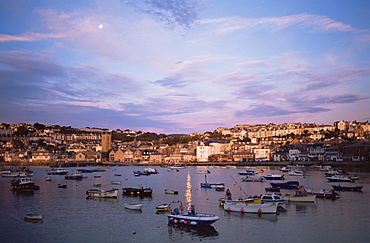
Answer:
0, 32, 64, 42
124, 0, 201, 29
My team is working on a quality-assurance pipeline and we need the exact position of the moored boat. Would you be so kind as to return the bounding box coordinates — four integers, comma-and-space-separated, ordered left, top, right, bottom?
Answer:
332, 185, 363, 192
65, 171, 83, 180
24, 213, 43, 220
58, 184, 67, 188
11, 177, 37, 191
167, 168, 180, 172
144, 167, 159, 174
270, 181, 299, 189
168, 205, 219, 226
195, 170, 211, 174
200, 175, 224, 188
306, 189, 339, 199
241, 176, 265, 182
284, 186, 316, 202
111, 181, 121, 185
156, 203, 171, 212
224, 202, 279, 214
165, 189, 179, 194
169, 164, 187, 169
86, 188, 119, 198
288, 170, 306, 176
218, 197, 262, 206
122, 187, 153, 197
261, 194, 287, 203
125, 203, 142, 210
47, 167, 69, 175
262, 174, 285, 180
326, 175, 354, 182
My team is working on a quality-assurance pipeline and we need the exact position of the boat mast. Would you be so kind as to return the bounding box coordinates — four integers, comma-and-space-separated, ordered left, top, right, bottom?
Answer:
230, 176, 249, 198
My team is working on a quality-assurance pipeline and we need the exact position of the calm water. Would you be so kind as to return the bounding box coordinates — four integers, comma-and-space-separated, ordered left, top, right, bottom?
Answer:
1, 166, 369, 243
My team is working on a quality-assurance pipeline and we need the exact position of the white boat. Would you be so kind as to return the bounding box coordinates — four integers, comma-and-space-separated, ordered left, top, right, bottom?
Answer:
125, 204, 142, 210
165, 189, 179, 194
261, 194, 287, 203
24, 213, 43, 220
326, 175, 354, 182
86, 189, 119, 198
261, 174, 285, 180
2, 171, 28, 177
47, 167, 69, 175
111, 181, 121, 185
224, 202, 279, 214
218, 197, 262, 206
288, 170, 306, 176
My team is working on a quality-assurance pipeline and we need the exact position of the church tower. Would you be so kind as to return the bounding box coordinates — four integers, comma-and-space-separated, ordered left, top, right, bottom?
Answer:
102, 131, 112, 153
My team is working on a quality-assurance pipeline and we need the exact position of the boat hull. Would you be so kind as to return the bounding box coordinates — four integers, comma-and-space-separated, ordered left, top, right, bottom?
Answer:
168, 214, 219, 226
125, 204, 142, 210
332, 185, 363, 192
270, 181, 299, 189
218, 198, 262, 206
122, 187, 153, 197
224, 202, 278, 214
200, 183, 225, 188
86, 189, 119, 198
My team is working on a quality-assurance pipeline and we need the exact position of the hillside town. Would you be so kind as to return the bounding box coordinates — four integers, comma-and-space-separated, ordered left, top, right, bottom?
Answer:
0, 121, 370, 166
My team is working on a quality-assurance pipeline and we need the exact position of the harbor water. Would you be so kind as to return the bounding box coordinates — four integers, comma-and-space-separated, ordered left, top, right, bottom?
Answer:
1, 166, 369, 242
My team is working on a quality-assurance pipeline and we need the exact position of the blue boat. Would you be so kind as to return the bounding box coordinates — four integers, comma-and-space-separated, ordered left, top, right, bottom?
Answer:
238, 170, 257, 175
168, 205, 219, 226
270, 181, 299, 189
200, 175, 224, 188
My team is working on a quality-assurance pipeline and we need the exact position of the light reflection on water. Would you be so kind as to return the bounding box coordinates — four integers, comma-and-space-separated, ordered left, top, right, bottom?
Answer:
0, 166, 369, 242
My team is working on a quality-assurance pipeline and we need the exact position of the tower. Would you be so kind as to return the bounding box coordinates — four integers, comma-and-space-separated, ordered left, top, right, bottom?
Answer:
102, 131, 112, 153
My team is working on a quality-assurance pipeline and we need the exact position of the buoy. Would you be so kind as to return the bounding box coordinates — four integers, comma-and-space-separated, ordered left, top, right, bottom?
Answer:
227, 207, 231, 211
157, 225, 160, 228
206, 197, 209, 200
258, 208, 262, 213
241, 208, 244, 212
132, 231, 136, 234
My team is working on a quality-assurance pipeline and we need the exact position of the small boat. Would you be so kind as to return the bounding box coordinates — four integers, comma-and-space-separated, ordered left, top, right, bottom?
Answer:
111, 181, 121, 185
167, 168, 180, 172
241, 176, 265, 182
168, 205, 219, 226
76, 168, 94, 173
169, 164, 187, 169
65, 171, 83, 180
224, 202, 279, 214
280, 167, 291, 172
144, 167, 159, 174
288, 170, 306, 176
326, 175, 354, 182
215, 185, 225, 191
86, 188, 119, 198
284, 186, 316, 202
262, 174, 285, 180
156, 203, 171, 212
238, 170, 257, 175
125, 204, 142, 210
11, 177, 37, 191
93, 168, 106, 172
265, 187, 281, 192
47, 167, 69, 175
270, 181, 299, 189
93, 183, 101, 187
24, 213, 43, 220
94, 175, 101, 178
133, 171, 150, 176
45, 177, 52, 181
332, 185, 363, 192
57, 184, 67, 188
306, 189, 340, 199
200, 175, 224, 188
165, 189, 179, 194
218, 197, 262, 206
195, 170, 211, 174
114, 174, 121, 176
122, 187, 153, 197
2, 171, 28, 177
261, 194, 287, 203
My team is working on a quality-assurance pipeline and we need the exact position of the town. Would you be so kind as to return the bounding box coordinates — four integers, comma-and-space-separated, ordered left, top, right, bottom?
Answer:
0, 121, 369, 167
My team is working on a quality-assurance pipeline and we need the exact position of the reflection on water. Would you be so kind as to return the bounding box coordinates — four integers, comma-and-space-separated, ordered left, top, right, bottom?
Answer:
85, 197, 119, 203
224, 211, 279, 223
167, 224, 218, 239
184, 170, 192, 211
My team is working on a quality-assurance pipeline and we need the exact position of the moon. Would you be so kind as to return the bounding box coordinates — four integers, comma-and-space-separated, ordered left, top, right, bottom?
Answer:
99, 24, 103, 29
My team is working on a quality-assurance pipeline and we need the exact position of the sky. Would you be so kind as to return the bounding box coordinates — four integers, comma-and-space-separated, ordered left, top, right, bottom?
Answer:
1, 0, 370, 134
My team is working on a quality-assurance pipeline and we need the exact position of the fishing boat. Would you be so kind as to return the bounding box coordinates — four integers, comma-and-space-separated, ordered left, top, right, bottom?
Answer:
86, 188, 119, 198
122, 187, 153, 197
224, 202, 279, 214
125, 204, 142, 210
284, 186, 316, 202
47, 167, 69, 175
261, 174, 285, 180
65, 171, 83, 180
11, 177, 37, 191
168, 205, 219, 226
270, 181, 299, 189
332, 185, 363, 192
200, 175, 224, 188
156, 203, 171, 212
306, 189, 340, 199
261, 194, 287, 203
165, 189, 179, 194
241, 176, 265, 182
24, 213, 43, 220
218, 197, 262, 206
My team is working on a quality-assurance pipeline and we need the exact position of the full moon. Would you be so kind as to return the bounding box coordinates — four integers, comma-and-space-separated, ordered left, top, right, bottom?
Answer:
99, 24, 103, 29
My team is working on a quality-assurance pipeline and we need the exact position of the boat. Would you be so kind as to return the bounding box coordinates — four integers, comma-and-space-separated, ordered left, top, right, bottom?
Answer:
165, 189, 179, 194
261, 174, 285, 180
241, 176, 265, 182
47, 167, 69, 175
93, 183, 101, 187
168, 205, 219, 226
215, 185, 225, 191
114, 174, 121, 176
326, 175, 354, 182
169, 164, 187, 169
93, 168, 106, 172
2, 171, 28, 177
57, 184, 67, 188
86, 188, 119, 198
224, 202, 279, 214
65, 171, 83, 180
280, 167, 291, 172
195, 170, 211, 174
133, 171, 150, 176
284, 186, 316, 202
167, 168, 180, 172
306, 189, 340, 199
270, 181, 299, 189
238, 170, 257, 175
218, 197, 262, 206
288, 170, 306, 176
156, 203, 171, 212
94, 175, 101, 178
125, 204, 142, 210
45, 177, 52, 181
122, 187, 153, 197
200, 175, 225, 188
111, 181, 121, 185
265, 187, 281, 192
261, 194, 287, 203
332, 185, 363, 192
24, 213, 43, 220
144, 167, 159, 174
11, 177, 37, 191
76, 168, 94, 173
